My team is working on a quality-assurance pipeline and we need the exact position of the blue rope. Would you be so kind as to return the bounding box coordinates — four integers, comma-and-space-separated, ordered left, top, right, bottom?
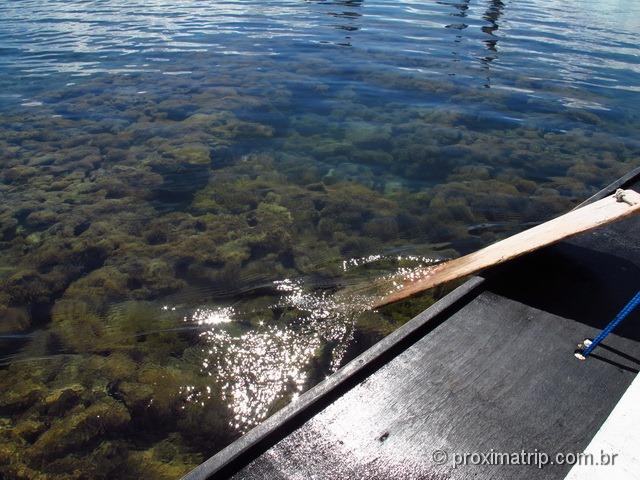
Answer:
581, 290, 640, 358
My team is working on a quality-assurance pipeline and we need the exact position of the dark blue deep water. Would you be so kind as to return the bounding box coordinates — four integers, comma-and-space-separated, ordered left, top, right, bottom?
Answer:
1, 1, 639, 477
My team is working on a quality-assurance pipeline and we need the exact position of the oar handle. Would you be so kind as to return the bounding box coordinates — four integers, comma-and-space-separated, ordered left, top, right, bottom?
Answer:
373, 189, 640, 309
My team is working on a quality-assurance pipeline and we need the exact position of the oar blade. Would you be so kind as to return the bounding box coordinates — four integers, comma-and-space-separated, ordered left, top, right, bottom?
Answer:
373, 189, 640, 308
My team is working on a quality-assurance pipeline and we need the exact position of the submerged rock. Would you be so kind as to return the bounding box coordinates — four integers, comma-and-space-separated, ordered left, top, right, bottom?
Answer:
32, 397, 131, 460
0, 379, 46, 412
40, 384, 84, 417
0, 307, 31, 334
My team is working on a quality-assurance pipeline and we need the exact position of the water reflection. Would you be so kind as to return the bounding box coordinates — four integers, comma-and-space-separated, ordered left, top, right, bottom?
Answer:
481, 0, 506, 87
445, 0, 470, 71
316, 0, 364, 47
444, 0, 470, 30
1, 0, 639, 98
445, 0, 470, 18
482, 0, 505, 52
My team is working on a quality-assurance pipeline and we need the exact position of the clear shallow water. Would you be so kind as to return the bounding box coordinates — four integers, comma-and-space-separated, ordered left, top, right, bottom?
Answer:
1, 0, 639, 477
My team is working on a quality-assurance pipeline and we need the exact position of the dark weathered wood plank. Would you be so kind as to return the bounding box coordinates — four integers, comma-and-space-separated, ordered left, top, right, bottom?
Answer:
234, 291, 640, 480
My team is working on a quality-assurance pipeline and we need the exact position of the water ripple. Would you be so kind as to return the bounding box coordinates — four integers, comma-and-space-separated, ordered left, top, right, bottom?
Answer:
0, 0, 637, 98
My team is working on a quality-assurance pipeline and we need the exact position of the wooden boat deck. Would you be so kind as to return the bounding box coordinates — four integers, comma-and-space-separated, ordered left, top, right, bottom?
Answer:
184, 168, 640, 480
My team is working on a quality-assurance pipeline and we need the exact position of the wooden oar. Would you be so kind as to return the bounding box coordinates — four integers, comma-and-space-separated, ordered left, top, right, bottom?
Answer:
373, 189, 640, 308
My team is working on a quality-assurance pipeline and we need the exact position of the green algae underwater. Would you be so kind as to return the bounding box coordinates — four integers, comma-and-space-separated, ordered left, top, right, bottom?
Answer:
2, 0, 640, 478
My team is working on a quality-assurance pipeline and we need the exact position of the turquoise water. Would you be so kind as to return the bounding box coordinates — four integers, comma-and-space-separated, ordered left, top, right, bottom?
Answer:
1, 0, 639, 477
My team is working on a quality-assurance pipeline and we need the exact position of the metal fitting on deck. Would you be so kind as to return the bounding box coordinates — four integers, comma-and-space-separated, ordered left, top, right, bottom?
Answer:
574, 339, 592, 361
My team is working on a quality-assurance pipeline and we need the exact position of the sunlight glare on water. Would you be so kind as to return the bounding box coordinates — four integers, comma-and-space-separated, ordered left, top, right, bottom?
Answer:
177, 253, 444, 431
